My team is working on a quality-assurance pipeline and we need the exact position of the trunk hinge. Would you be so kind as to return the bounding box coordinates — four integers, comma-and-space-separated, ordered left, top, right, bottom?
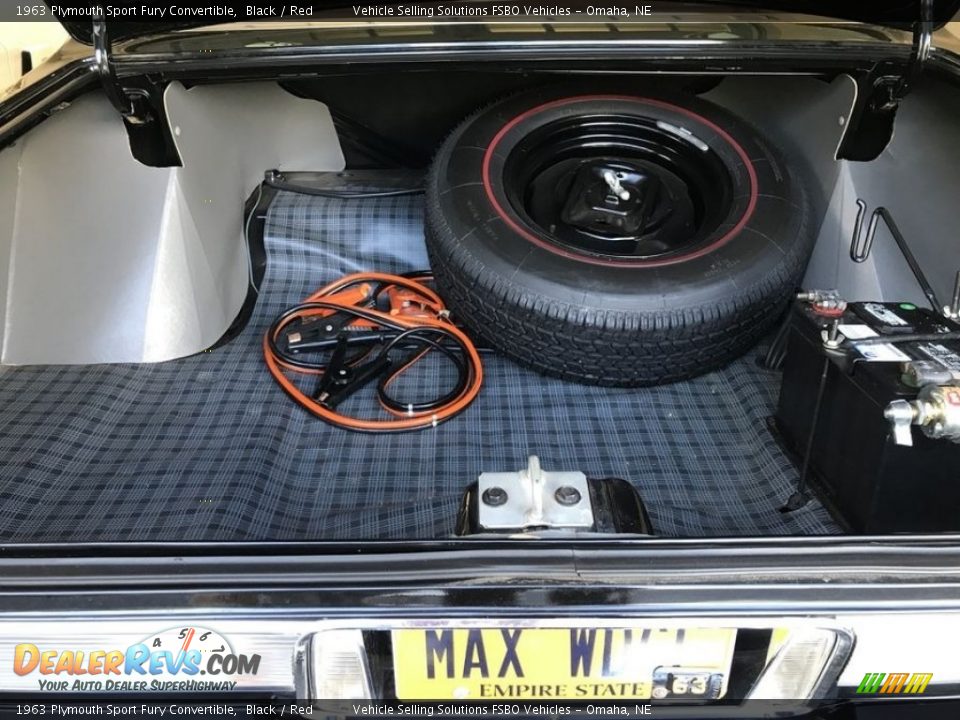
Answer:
90, 16, 179, 166
836, 0, 934, 160
873, 0, 934, 112
92, 14, 153, 125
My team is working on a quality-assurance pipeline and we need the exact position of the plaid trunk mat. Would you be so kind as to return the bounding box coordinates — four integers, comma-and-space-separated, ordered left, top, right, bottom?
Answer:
0, 190, 840, 541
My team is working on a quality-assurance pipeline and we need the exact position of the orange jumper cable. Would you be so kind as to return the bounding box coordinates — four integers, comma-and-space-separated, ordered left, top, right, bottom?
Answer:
263, 272, 483, 432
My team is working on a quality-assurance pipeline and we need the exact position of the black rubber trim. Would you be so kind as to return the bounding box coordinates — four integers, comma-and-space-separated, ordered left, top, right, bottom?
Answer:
205, 181, 274, 351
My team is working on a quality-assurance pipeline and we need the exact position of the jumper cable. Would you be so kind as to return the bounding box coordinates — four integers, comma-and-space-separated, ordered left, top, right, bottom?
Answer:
263, 272, 483, 432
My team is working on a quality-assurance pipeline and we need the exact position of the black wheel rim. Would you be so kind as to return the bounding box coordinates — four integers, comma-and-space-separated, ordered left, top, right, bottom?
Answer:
501, 112, 735, 260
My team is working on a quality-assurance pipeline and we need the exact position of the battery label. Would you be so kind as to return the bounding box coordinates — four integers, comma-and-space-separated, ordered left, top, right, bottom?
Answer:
840, 324, 912, 362
861, 302, 909, 326
917, 343, 960, 373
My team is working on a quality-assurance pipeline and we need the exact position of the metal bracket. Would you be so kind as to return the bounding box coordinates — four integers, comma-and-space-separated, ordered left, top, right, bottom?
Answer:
477, 456, 594, 531
836, 0, 933, 161
92, 14, 153, 125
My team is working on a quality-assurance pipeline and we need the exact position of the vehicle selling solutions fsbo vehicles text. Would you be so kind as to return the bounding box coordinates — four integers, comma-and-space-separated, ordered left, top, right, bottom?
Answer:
351, 5, 654, 18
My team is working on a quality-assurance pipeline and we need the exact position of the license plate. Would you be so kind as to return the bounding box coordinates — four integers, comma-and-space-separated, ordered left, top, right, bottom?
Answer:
392, 626, 737, 700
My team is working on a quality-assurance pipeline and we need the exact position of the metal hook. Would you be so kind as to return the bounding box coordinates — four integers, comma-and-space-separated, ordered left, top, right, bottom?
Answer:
849, 199, 870, 262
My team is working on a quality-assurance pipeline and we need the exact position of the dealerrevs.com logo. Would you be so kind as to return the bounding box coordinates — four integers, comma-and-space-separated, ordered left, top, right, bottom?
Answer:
13, 626, 261, 692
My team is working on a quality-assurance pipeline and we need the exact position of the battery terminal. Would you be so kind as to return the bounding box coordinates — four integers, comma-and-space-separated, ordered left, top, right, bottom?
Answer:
797, 289, 847, 318
885, 385, 960, 447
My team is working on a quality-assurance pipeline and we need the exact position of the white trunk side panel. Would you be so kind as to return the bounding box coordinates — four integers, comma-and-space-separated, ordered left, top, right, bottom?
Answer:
0, 81, 343, 365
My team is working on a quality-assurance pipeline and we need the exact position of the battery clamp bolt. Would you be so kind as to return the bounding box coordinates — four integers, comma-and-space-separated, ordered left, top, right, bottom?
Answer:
821, 318, 845, 350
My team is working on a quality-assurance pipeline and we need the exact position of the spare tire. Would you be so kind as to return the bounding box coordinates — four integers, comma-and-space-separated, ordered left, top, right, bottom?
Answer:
425, 86, 814, 386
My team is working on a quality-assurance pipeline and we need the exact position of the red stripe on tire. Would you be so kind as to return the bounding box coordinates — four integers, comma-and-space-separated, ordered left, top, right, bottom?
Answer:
480, 94, 759, 268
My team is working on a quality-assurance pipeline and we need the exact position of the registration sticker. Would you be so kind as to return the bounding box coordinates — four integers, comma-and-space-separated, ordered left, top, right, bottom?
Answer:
391, 627, 737, 700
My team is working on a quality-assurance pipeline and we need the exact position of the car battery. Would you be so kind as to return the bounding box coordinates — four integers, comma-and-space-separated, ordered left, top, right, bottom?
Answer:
775, 298, 960, 533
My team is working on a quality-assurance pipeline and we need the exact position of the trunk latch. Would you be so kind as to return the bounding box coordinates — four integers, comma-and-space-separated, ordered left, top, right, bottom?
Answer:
457, 456, 654, 535
476, 455, 595, 531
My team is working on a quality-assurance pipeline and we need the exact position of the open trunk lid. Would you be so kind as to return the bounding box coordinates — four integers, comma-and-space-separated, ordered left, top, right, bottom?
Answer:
46, 0, 960, 44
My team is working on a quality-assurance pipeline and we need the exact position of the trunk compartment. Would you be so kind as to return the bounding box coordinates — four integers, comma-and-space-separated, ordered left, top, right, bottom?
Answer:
0, 175, 839, 541
2, 67, 959, 543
